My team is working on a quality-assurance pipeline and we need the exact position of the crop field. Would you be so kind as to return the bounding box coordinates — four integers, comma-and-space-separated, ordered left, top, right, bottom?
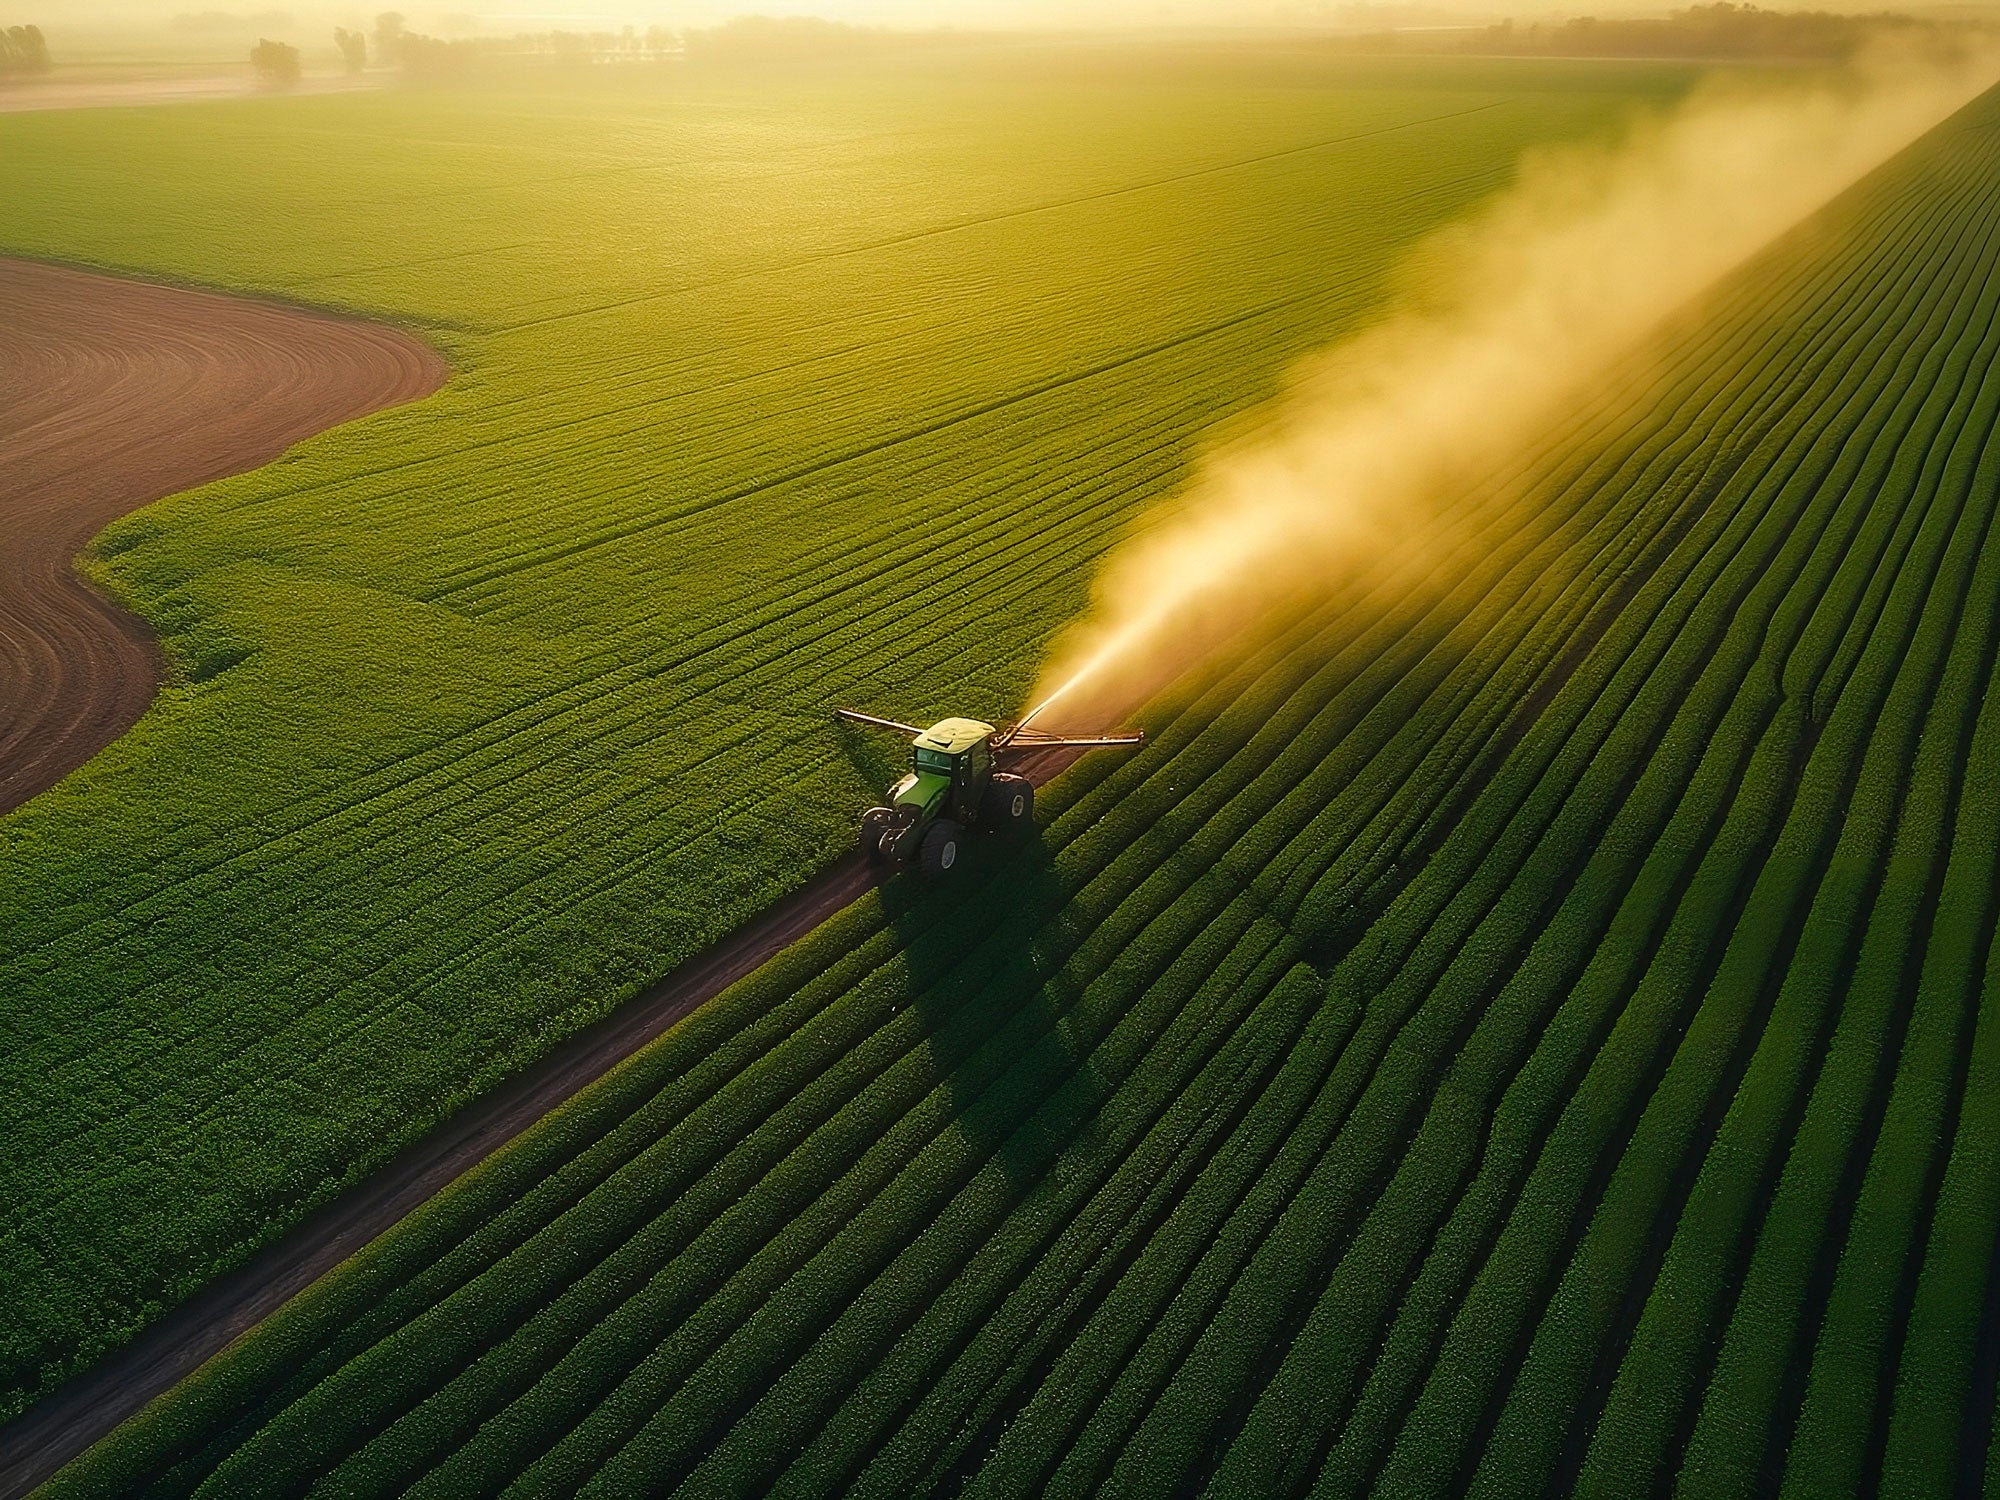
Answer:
0, 48, 1700, 1431
32, 60, 2000, 1499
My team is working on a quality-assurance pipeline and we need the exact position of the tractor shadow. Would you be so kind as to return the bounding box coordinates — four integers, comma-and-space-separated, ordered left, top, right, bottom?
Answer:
877, 832, 1106, 1200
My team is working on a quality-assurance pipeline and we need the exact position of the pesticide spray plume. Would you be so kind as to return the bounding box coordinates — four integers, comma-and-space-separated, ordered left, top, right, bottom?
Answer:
1026, 32, 2000, 731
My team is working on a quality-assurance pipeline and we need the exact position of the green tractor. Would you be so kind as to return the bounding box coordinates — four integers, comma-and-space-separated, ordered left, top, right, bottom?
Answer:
835, 708, 1143, 874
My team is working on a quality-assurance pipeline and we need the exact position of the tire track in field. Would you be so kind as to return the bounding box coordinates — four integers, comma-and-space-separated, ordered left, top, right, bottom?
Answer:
431, 286, 1334, 597
0, 258, 446, 814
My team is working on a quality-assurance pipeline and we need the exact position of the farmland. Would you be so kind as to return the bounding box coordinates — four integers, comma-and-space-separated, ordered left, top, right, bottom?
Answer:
20, 45, 2000, 1498
0, 47, 1700, 1436
0, 258, 444, 813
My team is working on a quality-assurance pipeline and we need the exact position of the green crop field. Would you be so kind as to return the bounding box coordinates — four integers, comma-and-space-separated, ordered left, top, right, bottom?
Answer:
0, 45, 1701, 1436
21, 41, 2000, 1496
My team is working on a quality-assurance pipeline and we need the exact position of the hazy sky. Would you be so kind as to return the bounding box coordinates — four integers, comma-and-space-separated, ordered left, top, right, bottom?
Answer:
16, 0, 1665, 35
34, 0, 1981, 44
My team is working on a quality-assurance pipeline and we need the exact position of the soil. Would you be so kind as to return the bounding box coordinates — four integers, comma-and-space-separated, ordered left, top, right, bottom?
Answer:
0, 256, 445, 814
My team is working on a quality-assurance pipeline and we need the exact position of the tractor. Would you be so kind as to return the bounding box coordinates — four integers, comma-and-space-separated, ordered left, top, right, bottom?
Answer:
835, 708, 1143, 874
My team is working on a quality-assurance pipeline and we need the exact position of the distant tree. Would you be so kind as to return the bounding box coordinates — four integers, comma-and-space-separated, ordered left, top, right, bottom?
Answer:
332, 25, 365, 72
1, 23, 52, 76
372, 10, 403, 63
250, 35, 299, 82
392, 28, 481, 77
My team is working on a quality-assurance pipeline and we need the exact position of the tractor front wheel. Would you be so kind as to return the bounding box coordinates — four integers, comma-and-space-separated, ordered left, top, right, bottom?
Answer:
859, 807, 894, 862
919, 819, 964, 876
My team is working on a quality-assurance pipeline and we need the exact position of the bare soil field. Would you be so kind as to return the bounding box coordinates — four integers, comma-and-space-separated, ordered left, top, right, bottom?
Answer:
0, 257, 444, 812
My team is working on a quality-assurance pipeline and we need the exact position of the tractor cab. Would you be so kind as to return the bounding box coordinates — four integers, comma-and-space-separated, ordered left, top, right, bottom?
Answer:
895, 717, 995, 826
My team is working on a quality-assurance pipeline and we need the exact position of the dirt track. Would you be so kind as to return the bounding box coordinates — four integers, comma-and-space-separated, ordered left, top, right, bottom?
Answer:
0, 256, 445, 813
0, 747, 1078, 1498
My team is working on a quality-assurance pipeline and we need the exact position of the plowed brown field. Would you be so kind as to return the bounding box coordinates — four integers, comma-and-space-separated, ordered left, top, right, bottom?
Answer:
0, 257, 444, 812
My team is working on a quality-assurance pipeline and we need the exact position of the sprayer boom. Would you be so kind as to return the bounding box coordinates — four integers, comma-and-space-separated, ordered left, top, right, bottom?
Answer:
997, 728, 1146, 750
833, 708, 927, 736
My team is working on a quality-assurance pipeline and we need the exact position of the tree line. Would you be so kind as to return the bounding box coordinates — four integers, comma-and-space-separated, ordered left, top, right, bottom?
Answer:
1465, 3, 1936, 60
329, 14, 911, 81
1, 23, 50, 76
248, 11, 939, 88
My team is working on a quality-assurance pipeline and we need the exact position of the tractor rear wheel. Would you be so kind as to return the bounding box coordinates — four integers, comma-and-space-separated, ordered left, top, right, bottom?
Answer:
919, 819, 964, 876
859, 807, 894, 862
983, 774, 1034, 838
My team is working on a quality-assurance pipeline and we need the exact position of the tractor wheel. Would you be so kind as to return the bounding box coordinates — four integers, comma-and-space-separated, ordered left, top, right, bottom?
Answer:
919, 819, 964, 876
859, 807, 894, 862
983, 774, 1034, 838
